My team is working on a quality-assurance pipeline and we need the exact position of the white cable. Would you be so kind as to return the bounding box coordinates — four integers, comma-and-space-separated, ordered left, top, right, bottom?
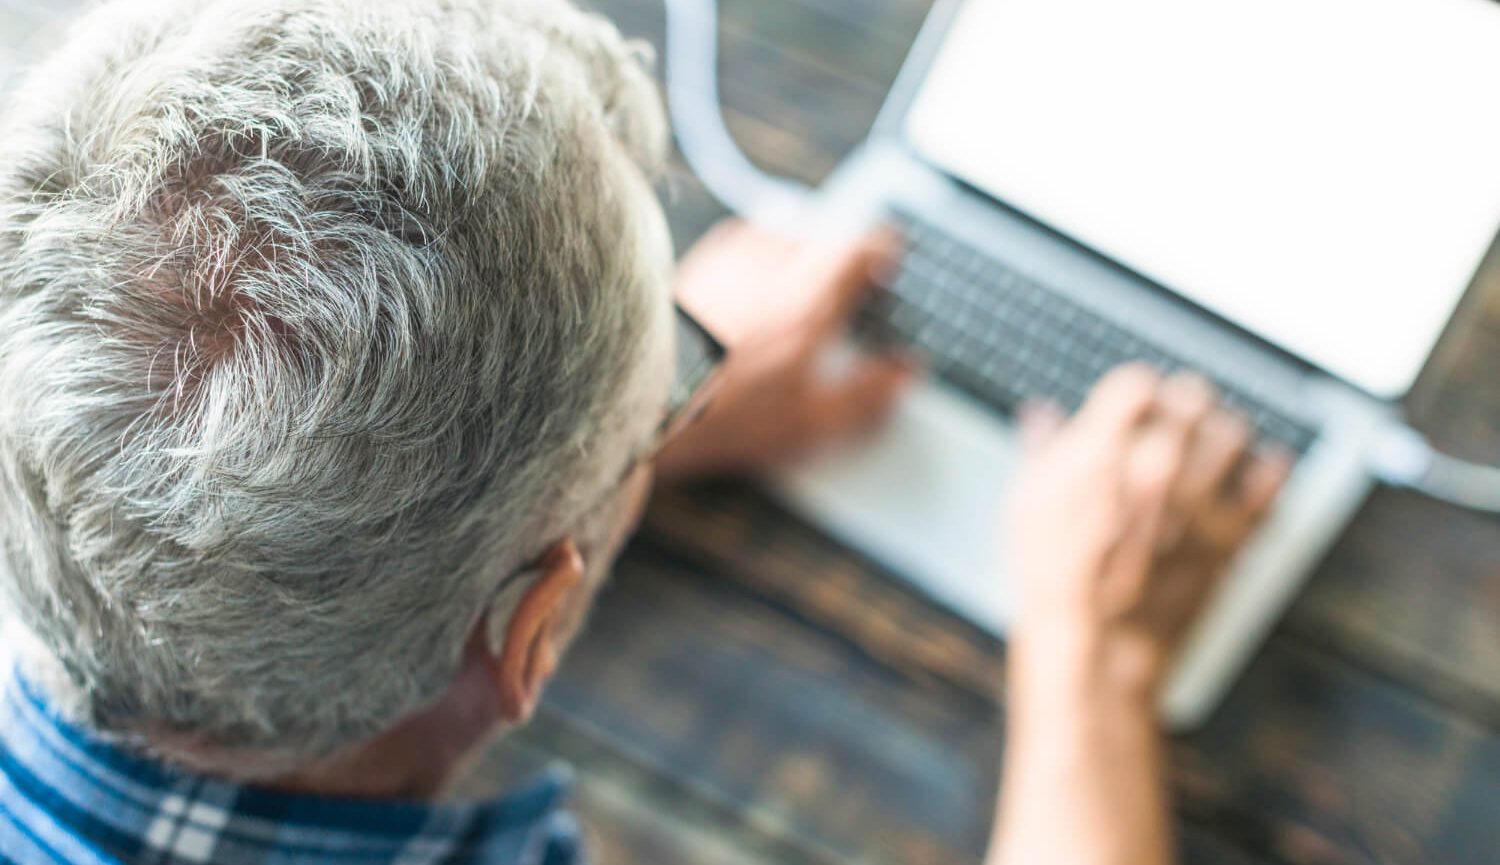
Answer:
1369, 423, 1500, 513
662, 0, 814, 226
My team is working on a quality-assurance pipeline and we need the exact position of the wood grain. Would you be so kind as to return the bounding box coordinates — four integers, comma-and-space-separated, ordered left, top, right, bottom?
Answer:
524, 543, 1283, 865
636, 484, 1500, 865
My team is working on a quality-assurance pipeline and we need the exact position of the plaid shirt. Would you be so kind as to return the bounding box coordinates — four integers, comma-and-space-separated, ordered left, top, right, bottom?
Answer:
0, 672, 584, 865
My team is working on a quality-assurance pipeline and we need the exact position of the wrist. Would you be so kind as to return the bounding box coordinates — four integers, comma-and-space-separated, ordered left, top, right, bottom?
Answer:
1006, 624, 1166, 718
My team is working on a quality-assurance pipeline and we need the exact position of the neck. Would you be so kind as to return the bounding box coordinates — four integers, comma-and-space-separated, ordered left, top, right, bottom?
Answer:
267, 634, 506, 800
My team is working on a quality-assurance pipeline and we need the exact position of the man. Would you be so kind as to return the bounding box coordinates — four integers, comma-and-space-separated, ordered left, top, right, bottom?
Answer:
0, 1, 1287, 863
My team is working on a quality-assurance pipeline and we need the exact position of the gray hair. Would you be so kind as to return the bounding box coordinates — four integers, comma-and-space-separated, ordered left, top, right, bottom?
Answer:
0, 0, 674, 772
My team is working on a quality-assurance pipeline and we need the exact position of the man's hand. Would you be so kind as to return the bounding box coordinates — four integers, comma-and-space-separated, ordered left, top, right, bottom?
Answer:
654, 220, 913, 480
989, 365, 1292, 865
1005, 365, 1291, 697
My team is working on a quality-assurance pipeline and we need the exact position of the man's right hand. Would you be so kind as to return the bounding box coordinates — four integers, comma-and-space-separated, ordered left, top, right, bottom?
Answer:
1004, 364, 1292, 700
989, 365, 1293, 865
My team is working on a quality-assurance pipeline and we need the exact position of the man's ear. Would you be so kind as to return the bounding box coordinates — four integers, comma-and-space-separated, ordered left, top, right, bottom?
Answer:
488, 539, 585, 724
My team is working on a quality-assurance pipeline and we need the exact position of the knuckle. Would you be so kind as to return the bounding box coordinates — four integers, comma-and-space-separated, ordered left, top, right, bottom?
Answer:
1161, 372, 1215, 418
1134, 452, 1180, 499
1214, 410, 1252, 448
1098, 363, 1161, 401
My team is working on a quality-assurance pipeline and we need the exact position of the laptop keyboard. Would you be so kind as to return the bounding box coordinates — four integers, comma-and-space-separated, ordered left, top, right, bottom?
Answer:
855, 211, 1319, 455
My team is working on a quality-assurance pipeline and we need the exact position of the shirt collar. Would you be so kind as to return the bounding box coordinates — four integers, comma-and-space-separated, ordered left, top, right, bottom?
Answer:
0, 670, 583, 865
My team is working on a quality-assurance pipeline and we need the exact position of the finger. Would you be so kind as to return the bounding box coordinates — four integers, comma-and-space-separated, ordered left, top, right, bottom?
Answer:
1102, 453, 1175, 593
1072, 363, 1161, 451
1018, 399, 1067, 455
1145, 373, 1218, 536
1195, 445, 1294, 556
684, 219, 786, 265
1121, 377, 1209, 541
1178, 408, 1252, 507
1172, 408, 1252, 558
1239, 448, 1293, 525
1124, 413, 1196, 512
813, 355, 915, 435
1156, 376, 1232, 505
1155, 372, 1217, 429
1099, 408, 1205, 617
804, 229, 903, 337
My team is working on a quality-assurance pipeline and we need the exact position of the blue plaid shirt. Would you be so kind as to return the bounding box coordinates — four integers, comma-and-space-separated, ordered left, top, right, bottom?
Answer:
0, 672, 585, 865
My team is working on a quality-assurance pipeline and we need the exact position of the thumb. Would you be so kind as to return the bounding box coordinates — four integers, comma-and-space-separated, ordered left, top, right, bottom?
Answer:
805, 229, 903, 338
813, 355, 915, 435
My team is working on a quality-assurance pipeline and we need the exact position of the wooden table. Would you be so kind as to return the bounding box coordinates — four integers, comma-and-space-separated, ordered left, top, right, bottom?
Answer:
2, 1, 1495, 862
463, 2, 1500, 863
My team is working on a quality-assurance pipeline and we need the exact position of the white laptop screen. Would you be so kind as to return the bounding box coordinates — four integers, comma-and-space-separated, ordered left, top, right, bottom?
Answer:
905, 0, 1500, 398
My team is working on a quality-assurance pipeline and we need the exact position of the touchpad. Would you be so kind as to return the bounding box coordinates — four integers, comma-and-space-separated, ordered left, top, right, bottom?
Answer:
772, 378, 1021, 634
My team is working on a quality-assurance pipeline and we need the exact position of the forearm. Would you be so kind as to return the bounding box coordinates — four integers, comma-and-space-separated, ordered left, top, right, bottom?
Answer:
986, 630, 1175, 865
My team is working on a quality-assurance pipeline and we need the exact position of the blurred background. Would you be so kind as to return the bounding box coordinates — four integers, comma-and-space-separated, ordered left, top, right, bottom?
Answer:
2, 2, 1498, 864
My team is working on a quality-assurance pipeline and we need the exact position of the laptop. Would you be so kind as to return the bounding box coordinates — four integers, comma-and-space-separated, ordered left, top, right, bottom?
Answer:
774, 0, 1500, 728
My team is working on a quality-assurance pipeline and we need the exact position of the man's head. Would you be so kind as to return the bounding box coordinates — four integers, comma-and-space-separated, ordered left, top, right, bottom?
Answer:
0, 0, 676, 779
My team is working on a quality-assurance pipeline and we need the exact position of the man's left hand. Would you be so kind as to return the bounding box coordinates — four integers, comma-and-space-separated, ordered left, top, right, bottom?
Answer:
655, 220, 914, 480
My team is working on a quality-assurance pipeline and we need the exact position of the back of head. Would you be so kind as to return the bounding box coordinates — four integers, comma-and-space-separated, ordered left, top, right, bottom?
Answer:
0, 0, 672, 772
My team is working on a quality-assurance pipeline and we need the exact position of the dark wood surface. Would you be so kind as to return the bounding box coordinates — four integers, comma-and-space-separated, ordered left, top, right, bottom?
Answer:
3, 1, 1496, 863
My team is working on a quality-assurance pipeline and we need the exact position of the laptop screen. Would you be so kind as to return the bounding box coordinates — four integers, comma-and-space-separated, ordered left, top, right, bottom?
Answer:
905, 0, 1500, 399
